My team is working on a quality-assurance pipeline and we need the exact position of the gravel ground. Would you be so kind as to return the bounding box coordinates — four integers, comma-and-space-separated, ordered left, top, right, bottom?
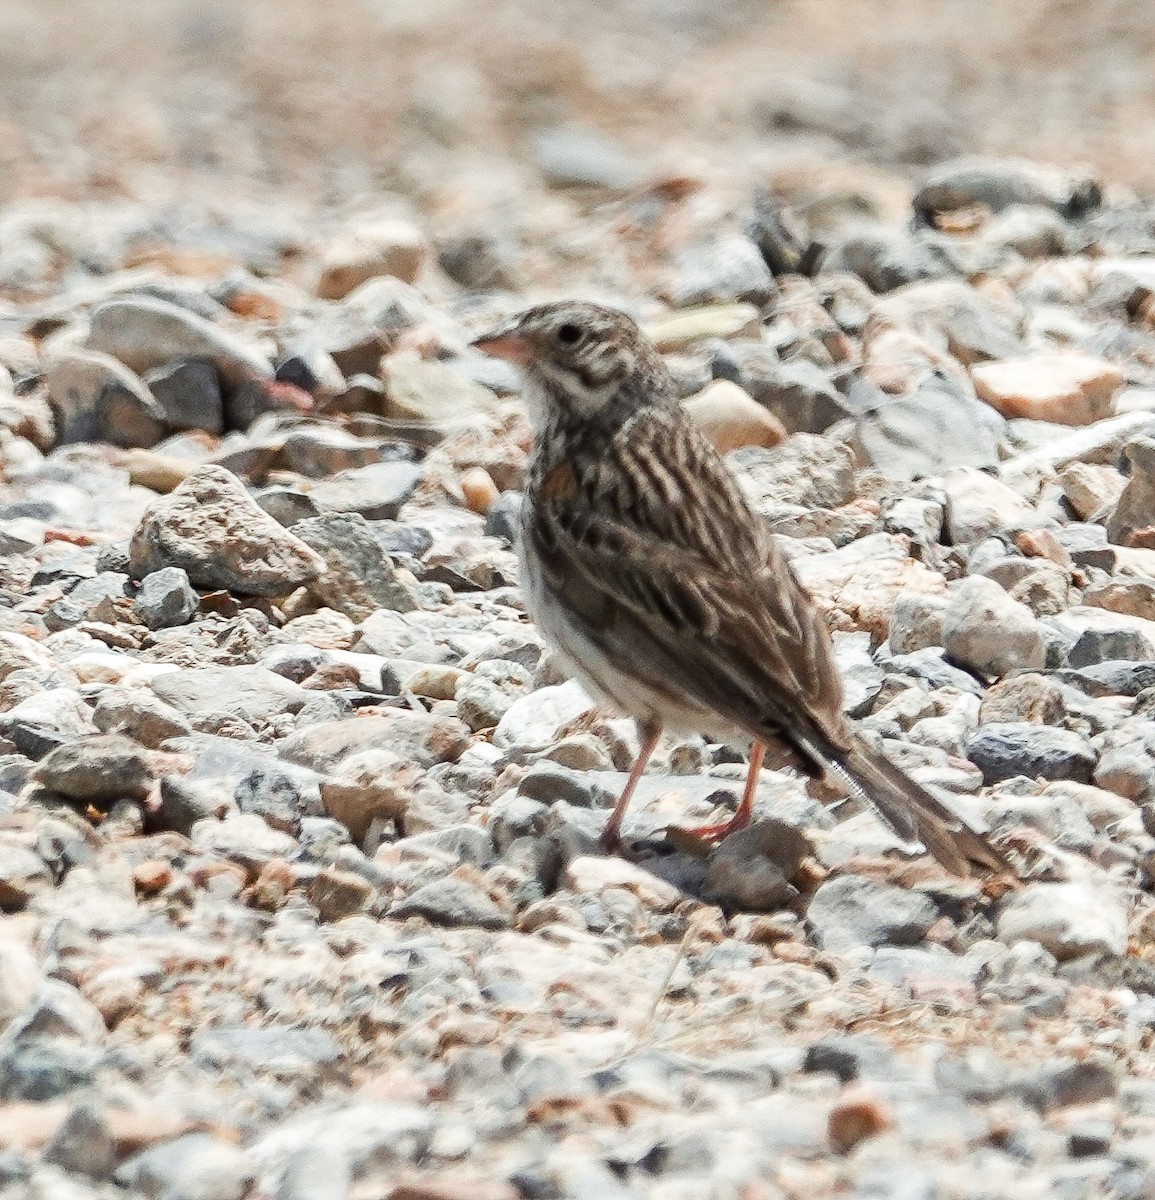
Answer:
4, 4, 1155, 1199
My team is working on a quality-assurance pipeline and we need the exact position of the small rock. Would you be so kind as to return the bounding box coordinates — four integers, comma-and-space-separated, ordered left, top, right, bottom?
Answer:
145, 358, 225, 435
822, 227, 963, 293
382, 352, 499, 426
733, 434, 856, 509
42, 1101, 117, 1180
316, 219, 428, 299
152, 666, 307, 724
998, 882, 1127, 960
116, 1132, 254, 1200
644, 304, 763, 352
666, 234, 777, 308
942, 576, 1046, 677
321, 749, 420, 842
943, 467, 1040, 543
0, 943, 41, 1026
701, 820, 812, 911
1108, 436, 1155, 548
682, 380, 787, 454
391, 873, 510, 929
45, 349, 166, 448
130, 466, 324, 596
561, 855, 683, 911
827, 1085, 893, 1153
1059, 461, 1128, 521
281, 712, 469, 773
888, 591, 948, 655
294, 512, 419, 619
308, 866, 375, 921
855, 372, 1002, 480
134, 567, 199, 630
972, 353, 1122, 425
967, 722, 1097, 785
0, 846, 52, 912
87, 296, 271, 391
913, 157, 1101, 221
807, 875, 938, 952
493, 680, 595, 751
714, 347, 850, 435
979, 674, 1065, 725
34, 734, 155, 803
530, 124, 639, 190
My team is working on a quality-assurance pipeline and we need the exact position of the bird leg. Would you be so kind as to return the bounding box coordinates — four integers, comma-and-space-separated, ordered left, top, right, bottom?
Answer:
677, 741, 765, 843
599, 721, 662, 853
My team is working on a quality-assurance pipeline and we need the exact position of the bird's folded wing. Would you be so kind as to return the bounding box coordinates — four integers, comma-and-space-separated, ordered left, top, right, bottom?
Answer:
528, 410, 850, 752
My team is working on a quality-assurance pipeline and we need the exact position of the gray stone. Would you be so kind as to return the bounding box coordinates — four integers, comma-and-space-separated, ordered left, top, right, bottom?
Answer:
913, 157, 1101, 221
45, 349, 166, 447
806, 875, 938, 952
713, 346, 850, 435
874, 278, 1025, 364
134, 566, 199, 630
391, 875, 511, 929
967, 722, 1097, 785
530, 123, 639, 190
943, 467, 1040, 544
942, 575, 1046, 677
116, 1132, 254, 1200
274, 1144, 352, 1200
192, 1024, 340, 1071
668, 234, 777, 308
129, 466, 324, 596
888, 591, 948, 656
853, 372, 1002, 480
822, 227, 965, 293
42, 1100, 117, 1180
152, 666, 307, 724
34, 734, 155, 804
0, 943, 40, 1027
145, 358, 224, 434
998, 881, 1127, 960
1066, 660, 1155, 697
731, 434, 855, 510
1068, 623, 1155, 668
304, 461, 422, 521
150, 776, 229, 835
0, 1038, 99, 1101
279, 711, 469, 773
234, 763, 324, 834
87, 295, 271, 390
293, 512, 418, 620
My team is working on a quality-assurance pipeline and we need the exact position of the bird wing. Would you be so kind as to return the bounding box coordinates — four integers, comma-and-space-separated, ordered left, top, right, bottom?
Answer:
526, 404, 851, 753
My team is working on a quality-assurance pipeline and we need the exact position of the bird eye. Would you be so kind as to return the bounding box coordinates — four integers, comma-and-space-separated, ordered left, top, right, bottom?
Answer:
556, 323, 583, 347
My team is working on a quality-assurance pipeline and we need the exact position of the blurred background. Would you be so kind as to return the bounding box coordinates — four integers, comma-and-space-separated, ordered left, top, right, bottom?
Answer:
1, 0, 1150, 205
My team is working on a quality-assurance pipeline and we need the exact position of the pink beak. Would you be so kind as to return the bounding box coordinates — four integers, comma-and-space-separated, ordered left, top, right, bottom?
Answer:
471, 326, 532, 366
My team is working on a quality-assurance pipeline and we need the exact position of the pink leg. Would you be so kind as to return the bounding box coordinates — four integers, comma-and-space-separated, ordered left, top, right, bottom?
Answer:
679, 741, 765, 842
599, 721, 662, 853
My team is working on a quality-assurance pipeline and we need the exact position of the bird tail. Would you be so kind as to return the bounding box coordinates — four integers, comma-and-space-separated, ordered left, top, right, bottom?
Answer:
802, 733, 1011, 878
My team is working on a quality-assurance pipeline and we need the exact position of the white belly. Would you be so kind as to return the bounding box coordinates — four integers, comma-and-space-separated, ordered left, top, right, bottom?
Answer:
517, 533, 722, 735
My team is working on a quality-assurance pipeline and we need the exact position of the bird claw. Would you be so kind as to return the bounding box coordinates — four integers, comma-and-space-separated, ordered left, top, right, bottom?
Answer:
667, 811, 751, 847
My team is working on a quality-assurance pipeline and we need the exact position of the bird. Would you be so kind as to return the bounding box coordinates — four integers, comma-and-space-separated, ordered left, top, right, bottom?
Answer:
472, 301, 1010, 877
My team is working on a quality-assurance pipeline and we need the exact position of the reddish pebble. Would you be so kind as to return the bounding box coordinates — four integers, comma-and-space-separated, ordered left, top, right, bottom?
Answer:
828, 1084, 892, 1152
460, 467, 500, 515
133, 860, 172, 895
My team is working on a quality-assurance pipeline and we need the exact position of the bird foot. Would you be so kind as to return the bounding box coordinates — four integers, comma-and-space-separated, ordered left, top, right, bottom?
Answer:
669, 810, 751, 846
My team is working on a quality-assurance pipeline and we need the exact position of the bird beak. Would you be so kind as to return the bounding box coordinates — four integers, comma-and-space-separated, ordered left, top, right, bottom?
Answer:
471, 324, 532, 366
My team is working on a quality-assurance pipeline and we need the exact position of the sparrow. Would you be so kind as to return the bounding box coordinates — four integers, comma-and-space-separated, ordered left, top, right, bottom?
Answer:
473, 301, 1009, 876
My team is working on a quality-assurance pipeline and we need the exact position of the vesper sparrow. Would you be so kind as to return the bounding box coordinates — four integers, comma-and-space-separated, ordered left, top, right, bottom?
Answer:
473, 302, 1009, 876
